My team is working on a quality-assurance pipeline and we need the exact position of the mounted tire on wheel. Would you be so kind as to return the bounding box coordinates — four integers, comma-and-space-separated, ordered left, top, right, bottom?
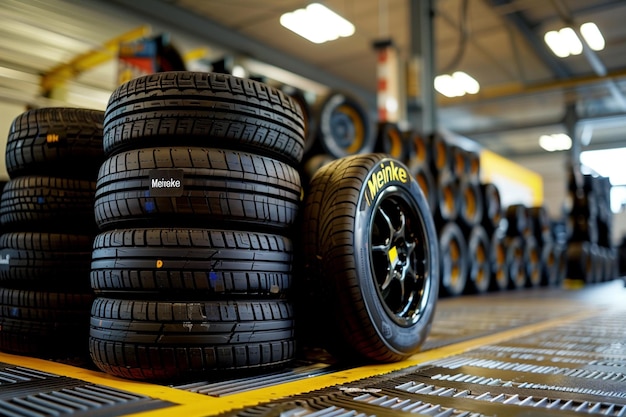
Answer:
300, 154, 438, 363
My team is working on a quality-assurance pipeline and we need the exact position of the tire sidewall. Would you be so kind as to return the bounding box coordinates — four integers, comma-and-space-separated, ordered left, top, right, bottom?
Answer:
353, 157, 438, 356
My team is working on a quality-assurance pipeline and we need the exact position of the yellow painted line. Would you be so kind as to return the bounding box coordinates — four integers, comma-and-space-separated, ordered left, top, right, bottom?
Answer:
0, 307, 604, 417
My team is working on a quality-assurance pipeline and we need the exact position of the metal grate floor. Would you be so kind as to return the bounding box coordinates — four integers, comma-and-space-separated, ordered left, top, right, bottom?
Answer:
0, 280, 624, 416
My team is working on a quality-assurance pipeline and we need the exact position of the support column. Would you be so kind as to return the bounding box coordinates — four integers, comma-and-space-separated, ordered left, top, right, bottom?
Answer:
409, 0, 437, 135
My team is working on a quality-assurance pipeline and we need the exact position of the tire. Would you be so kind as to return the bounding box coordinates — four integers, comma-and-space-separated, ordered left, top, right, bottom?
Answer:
0, 288, 93, 357
504, 236, 525, 289
480, 183, 502, 233
282, 86, 317, 155
450, 145, 468, 179
94, 147, 302, 231
540, 241, 559, 287
458, 180, 484, 230
406, 131, 430, 169
0, 176, 96, 233
89, 298, 295, 380
301, 154, 438, 362
505, 204, 530, 238
435, 169, 459, 225
314, 92, 375, 159
104, 72, 305, 165
429, 133, 450, 174
528, 206, 552, 246
567, 241, 593, 282
6, 107, 105, 180
438, 222, 468, 297
375, 122, 406, 161
466, 150, 481, 183
489, 231, 509, 291
0, 232, 93, 291
524, 235, 541, 287
91, 228, 293, 297
466, 226, 491, 294
410, 164, 437, 214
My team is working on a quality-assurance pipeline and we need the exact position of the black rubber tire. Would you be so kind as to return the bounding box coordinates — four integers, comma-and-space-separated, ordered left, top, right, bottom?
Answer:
281, 86, 317, 155
489, 231, 509, 291
89, 297, 295, 380
458, 180, 484, 230
300, 154, 438, 362
94, 147, 302, 231
438, 221, 468, 297
450, 145, 468, 179
0, 176, 97, 233
410, 164, 437, 214
524, 235, 542, 288
567, 241, 593, 282
480, 183, 502, 233
91, 228, 292, 297
504, 236, 525, 289
0, 233, 93, 291
540, 240, 559, 287
429, 133, 450, 175
528, 206, 553, 246
6, 107, 105, 180
505, 204, 530, 238
466, 150, 481, 184
435, 169, 459, 225
0, 288, 93, 357
375, 122, 406, 161
104, 72, 305, 165
314, 92, 375, 159
466, 226, 491, 294
405, 131, 430, 169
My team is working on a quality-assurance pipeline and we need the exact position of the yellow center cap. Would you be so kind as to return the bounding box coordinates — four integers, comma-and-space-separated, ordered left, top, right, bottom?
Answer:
389, 246, 398, 264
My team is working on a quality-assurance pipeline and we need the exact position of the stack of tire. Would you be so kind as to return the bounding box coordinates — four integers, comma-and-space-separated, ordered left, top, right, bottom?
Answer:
565, 172, 617, 283
506, 204, 567, 288
0, 108, 104, 359
88, 72, 305, 381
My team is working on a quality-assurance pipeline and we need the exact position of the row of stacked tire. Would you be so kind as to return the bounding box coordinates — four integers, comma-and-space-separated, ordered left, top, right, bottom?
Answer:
0, 108, 103, 359
565, 171, 618, 283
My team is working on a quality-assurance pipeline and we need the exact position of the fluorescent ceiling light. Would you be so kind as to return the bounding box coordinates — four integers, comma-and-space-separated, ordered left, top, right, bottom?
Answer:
560, 27, 583, 55
434, 71, 480, 97
545, 22, 604, 57
538, 133, 572, 152
580, 148, 626, 185
580, 22, 605, 51
544, 30, 569, 58
280, 3, 355, 44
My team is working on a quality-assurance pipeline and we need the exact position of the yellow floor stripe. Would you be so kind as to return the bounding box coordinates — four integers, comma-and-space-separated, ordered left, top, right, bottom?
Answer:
0, 306, 604, 416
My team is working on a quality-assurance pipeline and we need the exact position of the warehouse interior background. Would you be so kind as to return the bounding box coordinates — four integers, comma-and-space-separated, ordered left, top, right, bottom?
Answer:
2, 0, 626, 244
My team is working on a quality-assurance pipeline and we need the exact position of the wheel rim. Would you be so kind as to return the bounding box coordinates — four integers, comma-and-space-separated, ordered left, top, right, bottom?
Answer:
369, 190, 430, 326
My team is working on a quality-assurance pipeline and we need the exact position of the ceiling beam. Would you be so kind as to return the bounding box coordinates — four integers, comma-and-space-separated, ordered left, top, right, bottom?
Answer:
97, 0, 376, 107
489, 0, 572, 79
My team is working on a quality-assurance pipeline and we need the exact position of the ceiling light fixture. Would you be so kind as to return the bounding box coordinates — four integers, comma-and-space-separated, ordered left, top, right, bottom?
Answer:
538, 133, 572, 152
434, 71, 480, 98
280, 3, 355, 44
544, 22, 605, 58
580, 22, 605, 51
